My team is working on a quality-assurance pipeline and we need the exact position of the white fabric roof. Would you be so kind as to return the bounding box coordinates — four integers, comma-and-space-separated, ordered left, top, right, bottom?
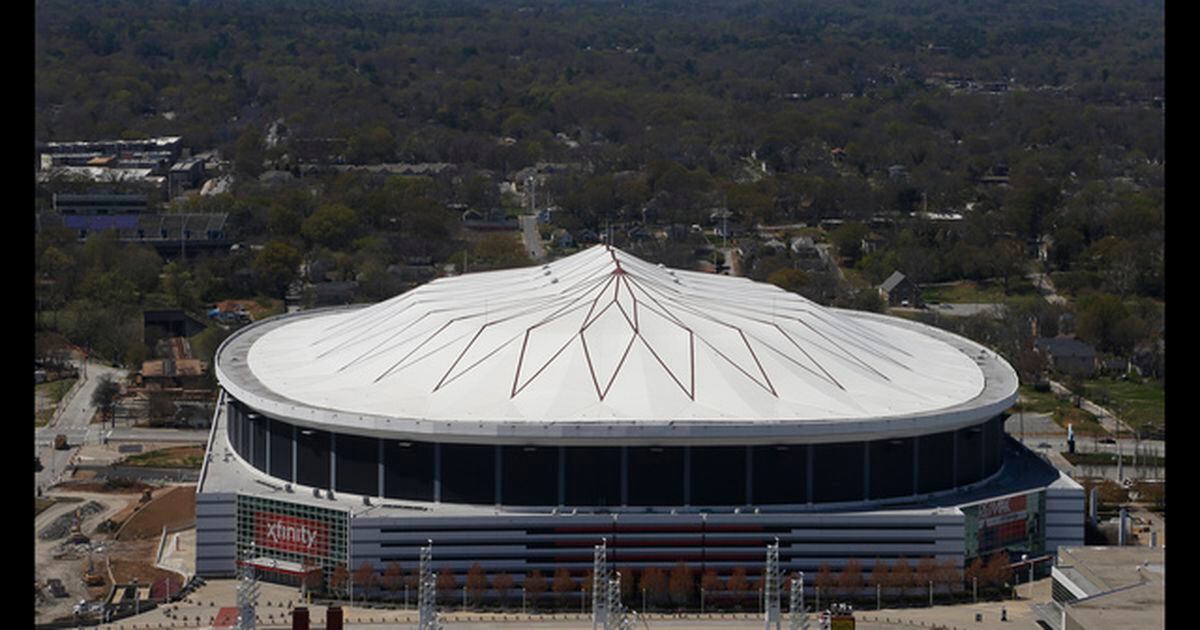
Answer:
246, 245, 985, 424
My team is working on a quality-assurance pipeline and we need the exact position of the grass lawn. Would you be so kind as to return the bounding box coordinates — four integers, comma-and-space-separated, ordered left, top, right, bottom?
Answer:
922, 278, 1037, 304
1082, 377, 1165, 435
36, 378, 77, 404
35, 408, 55, 427
120, 445, 206, 469
1017, 385, 1108, 435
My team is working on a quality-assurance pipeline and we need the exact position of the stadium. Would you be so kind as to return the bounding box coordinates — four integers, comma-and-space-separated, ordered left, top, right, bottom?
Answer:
196, 245, 1082, 594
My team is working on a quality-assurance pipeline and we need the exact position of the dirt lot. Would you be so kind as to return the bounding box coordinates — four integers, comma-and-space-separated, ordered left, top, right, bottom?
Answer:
36, 484, 196, 624
116, 484, 197, 540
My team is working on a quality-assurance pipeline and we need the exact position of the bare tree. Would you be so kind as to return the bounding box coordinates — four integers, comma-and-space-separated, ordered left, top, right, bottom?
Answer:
524, 570, 548, 610
382, 561, 404, 601
353, 560, 376, 600
491, 573, 515, 610
552, 568, 576, 609
667, 561, 694, 609
838, 559, 863, 600
466, 563, 488, 609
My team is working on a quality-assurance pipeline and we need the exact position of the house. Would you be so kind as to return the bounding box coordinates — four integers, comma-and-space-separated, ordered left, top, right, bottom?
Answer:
1033, 336, 1097, 377
574, 228, 600, 244
879, 271, 922, 308
550, 228, 575, 249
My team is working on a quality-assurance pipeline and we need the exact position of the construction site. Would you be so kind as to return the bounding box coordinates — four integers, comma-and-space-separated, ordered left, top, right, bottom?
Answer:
34, 482, 199, 625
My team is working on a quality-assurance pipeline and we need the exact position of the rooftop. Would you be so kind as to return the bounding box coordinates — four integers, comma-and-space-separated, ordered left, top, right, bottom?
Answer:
216, 246, 1017, 444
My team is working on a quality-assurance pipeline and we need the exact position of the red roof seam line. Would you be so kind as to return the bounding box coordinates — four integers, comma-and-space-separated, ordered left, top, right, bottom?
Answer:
634, 333, 692, 401
511, 329, 531, 398
374, 329, 473, 384
739, 329, 777, 397
600, 334, 639, 400
513, 331, 582, 396
766, 322, 846, 390
437, 333, 523, 392
580, 331, 604, 401
433, 325, 488, 391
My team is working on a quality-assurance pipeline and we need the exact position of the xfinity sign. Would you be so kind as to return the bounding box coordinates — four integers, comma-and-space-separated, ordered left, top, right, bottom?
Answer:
253, 512, 329, 556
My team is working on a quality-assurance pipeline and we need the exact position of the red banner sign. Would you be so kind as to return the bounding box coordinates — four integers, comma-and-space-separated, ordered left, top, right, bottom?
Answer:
253, 512, 329, 556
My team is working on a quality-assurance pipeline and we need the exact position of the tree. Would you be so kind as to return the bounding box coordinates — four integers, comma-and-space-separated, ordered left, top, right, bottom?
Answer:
252, 241, 301, 300
838, 559, 863, 599
888, 557, 912, 600
814, 563, 837, 602
726, 568, 750, 609
234, 129, 266, 178
552, 568, 575, 609
354, 560, 376, 600
700, 569, 722, 600
830, 223, 869, 265
667, 561, 694, 608
983, 551, 1011, 590
465, 563, 488, 608
302, 203, 361, 251
936, 559, 962, 595
382, 561, 404, 600
91, 374, 120, 427
329, 563, 350, 597
491, 573, 515, 610
867, 558, 890, 601
639, 567, 669, 609
915, 557, 939, 599
436, 570, 458, 607
767, 267, 809, 294
524, 570, 547, 609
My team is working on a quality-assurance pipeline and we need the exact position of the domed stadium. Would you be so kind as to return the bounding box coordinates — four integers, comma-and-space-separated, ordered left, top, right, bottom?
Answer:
196, 245, 1082, 593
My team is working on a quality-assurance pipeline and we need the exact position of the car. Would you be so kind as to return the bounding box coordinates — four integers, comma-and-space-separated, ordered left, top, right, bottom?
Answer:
34, 456, 43, 472
1037, 442, 1052, 449
1098, 437, 1117, 444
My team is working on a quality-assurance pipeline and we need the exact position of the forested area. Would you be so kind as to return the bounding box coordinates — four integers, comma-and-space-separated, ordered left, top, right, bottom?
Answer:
34, 0, 1164, 376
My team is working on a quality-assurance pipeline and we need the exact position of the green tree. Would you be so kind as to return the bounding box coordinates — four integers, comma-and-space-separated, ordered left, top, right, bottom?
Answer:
234, 129, 266, 178
252, 241, 302, 299
302, 204, 360, 251
91, 374, 121, 427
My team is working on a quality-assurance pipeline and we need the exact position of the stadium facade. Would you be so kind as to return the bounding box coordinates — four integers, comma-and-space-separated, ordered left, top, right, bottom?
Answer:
196, 245, 1082, 592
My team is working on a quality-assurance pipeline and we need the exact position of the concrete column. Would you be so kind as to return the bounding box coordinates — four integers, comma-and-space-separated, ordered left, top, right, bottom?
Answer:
558, 447, 566, 507
495, 445, 503, 506
620, 446, 628, 507
864, 442, 871, 501
329, 432, 336, 491
806, 444, 814, 505
378, 438, 385, 499
745, 446, 754, 506
434, 443, 442, 503
291, 423, 298, 483
952, 433, 959, 487
683, 446, 691, 507
264, 418, 270, 475
912, 437, 920, 497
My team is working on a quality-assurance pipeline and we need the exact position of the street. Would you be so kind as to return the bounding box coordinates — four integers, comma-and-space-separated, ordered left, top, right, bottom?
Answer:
36, 360, 127, 490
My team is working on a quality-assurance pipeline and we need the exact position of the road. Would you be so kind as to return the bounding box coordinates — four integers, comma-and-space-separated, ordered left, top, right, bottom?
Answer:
36, 360, 127, 490
520, 215, 546, 261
